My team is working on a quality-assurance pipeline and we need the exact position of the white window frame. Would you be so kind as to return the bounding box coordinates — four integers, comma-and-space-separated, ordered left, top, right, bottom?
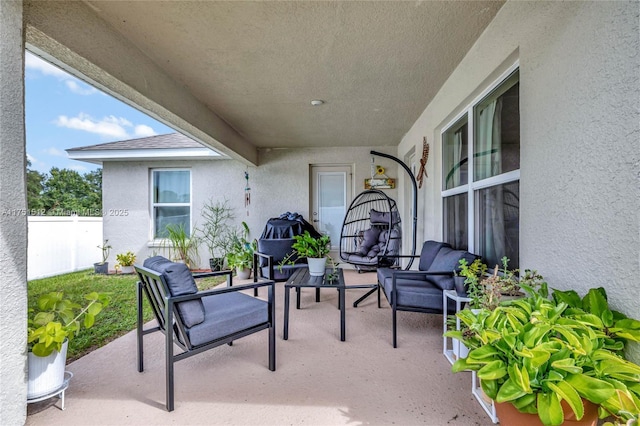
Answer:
441, 62, 520, 256
149, 168, 192, 242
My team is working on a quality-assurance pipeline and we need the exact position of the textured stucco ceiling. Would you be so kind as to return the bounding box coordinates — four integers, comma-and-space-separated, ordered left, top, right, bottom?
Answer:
77, 1, 503, 149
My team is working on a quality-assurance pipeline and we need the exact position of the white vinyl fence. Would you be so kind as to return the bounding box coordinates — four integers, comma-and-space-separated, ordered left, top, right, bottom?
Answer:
28, 216, 103, 280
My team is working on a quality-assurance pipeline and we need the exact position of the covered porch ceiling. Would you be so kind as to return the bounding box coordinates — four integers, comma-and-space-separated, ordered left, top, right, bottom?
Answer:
24, 0, 504, 164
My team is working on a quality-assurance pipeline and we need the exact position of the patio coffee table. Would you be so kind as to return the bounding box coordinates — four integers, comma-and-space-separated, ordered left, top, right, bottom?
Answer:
283, 267, 373, 342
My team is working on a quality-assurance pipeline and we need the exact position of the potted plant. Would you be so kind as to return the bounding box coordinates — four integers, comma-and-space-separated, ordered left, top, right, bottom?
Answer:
115, 251, 136, 274
225, 222, 256, 279
446, 282, 640, 426
162, 223, 200, 269
457, 256, 528, 310
94, 239, 112, 275
27, 291, 111, 399
198, 198, 235, 271
286, 231, 331, 276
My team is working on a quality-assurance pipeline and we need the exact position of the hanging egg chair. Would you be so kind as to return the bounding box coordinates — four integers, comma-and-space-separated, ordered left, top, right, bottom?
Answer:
339, 189, 402, 272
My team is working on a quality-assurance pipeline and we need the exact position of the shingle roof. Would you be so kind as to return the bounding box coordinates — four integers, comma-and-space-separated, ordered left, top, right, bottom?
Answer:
67, 133, 204, 152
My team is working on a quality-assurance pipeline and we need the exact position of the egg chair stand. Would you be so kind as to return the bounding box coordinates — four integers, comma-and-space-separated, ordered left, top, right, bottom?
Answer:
340, 150, 418, 307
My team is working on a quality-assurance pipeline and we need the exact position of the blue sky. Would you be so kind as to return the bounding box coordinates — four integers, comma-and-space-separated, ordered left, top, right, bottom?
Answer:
25, 51, 174, 174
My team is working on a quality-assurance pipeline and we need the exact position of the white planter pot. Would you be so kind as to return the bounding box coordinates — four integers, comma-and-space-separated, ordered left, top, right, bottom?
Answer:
307, 257, 327, 276
120, 265, 135, 274
28, 340, 68, 399
236, 267, 251, 280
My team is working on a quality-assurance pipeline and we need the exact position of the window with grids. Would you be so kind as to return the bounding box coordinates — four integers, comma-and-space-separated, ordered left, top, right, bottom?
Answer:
151, 169, 191, 239
442, 69, 520, 269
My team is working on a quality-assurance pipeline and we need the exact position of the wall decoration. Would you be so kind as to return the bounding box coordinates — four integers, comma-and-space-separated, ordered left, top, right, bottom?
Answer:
365, 165, 395, 189
417, 137, 429, 189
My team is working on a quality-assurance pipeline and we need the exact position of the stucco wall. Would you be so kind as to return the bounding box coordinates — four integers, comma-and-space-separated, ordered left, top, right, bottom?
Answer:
102, 146, 397, 269
399, 1, 639, 360
0, 1, 28, 424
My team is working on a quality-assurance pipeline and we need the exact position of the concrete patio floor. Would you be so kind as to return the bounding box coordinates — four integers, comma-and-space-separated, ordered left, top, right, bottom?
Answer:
26, 270, 489, 425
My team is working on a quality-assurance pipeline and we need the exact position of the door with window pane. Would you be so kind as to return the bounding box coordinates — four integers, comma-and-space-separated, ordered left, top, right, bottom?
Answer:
310, 165, 352, 250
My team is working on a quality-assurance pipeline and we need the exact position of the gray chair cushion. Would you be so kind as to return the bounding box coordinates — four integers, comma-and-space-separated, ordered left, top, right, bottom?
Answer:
426, 248, 478, 291
356, 228, 381, 255
370, 209, 400, 225
418, 241, 451, 271
186, 292, 268, 347
143, 256, 205, 328
381, 278, 442, 310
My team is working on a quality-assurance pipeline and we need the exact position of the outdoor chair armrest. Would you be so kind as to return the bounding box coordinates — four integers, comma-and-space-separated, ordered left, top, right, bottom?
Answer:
388, 270, 429, 280
423, 271, 455, 276
253, 252, 275, 282
192, 269, 233, 279
170, 280, 275, 303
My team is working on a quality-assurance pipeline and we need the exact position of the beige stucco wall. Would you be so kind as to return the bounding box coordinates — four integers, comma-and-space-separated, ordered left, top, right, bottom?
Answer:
102, 146, 398, 268
399, 1, 639, 361
0, 1, 28, 424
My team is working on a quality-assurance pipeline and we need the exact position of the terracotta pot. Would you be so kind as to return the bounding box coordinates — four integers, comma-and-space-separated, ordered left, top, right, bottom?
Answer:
495, 398, 598, 426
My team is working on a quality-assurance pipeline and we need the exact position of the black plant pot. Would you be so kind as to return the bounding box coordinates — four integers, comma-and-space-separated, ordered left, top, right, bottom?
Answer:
454, 276, 467, 297
209, 258, 224, 271
94, 262, 109, 275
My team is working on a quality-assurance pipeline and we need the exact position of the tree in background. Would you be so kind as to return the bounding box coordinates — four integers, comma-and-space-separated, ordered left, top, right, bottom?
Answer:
26, 162, 103, 215
26, 160, 46, 211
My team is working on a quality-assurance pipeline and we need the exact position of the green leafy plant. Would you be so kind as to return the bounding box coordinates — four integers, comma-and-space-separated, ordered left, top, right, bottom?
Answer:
97, 239, 112, 265
225, 222, 256, 270
28, 291, 111, 357
163, 223, 200, 268
458, 257, 488, 308
458, 256, 540, 310
115, 251, 136, 267
278, 231, 332, 272
446, 283, 640, 426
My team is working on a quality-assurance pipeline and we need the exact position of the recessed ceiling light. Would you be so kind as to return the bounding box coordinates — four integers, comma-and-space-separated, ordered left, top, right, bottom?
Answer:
310, 100, 325, 106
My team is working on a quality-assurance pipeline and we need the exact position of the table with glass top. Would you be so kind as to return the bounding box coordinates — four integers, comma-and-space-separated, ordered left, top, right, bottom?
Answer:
283, 267, 374, 342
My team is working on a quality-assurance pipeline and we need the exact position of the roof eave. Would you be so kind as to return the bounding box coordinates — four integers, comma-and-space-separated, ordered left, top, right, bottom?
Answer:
67, 147, 225, 164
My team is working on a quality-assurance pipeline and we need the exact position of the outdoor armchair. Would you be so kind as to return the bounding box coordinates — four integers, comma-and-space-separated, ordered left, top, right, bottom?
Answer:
376, 241, 477, 347
135, 256, 276, 411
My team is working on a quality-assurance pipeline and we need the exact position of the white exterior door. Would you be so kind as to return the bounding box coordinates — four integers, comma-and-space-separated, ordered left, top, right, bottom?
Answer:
310, 165, 352, 250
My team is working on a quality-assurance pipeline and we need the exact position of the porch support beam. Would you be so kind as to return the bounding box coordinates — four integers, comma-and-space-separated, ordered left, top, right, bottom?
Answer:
0, 0, 28, 423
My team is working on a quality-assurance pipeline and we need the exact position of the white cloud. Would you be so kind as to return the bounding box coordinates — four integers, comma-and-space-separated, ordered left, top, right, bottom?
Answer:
134, 124, 157, 137
65, 80, 98, 96
53, 113, 157, 140
69, 164, 88, 173
25, 53, 68, 79
26, 52, 99, 96
43, 147, 66, 157
55, 113, 129, 138
26, 153, 48, 172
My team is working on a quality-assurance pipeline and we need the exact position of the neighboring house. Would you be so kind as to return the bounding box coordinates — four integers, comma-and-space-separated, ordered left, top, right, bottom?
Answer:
2, 1, 638, 423
67, 133, 398, 269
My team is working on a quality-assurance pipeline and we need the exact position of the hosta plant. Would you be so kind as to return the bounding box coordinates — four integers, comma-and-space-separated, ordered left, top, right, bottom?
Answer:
28, 291, 111, 357
446, 283, 640, 425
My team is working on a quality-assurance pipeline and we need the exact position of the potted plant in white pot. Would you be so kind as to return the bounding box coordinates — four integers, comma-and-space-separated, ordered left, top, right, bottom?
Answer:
225, 222, 255, 279
446, 283, 640, 426
94, 240, 111, 275
115, 251, 136, 274
198, 198, 235, 271
27, 291, 111, 399
289, 231, 332, 276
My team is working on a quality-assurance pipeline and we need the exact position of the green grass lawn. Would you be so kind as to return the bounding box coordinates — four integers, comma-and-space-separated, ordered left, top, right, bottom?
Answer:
28, 269, 226, 362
